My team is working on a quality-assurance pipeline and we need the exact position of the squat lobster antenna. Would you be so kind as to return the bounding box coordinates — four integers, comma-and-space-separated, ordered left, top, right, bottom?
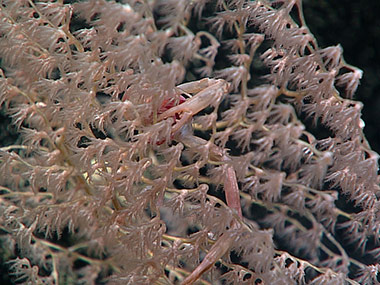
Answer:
181, 229, 238, 285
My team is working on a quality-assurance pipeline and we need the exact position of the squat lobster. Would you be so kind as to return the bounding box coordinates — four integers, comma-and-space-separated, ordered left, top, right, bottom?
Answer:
157, 78, 243, 284
158, 77, 242, 218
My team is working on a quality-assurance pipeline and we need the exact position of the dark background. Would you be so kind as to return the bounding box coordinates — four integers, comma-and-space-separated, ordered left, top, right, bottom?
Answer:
303, 0, 380, 154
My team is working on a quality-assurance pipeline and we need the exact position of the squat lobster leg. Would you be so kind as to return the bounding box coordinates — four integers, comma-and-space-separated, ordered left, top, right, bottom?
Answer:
175, 127, 244, 219
224, 165, 243, 218
182, 230, 237, 285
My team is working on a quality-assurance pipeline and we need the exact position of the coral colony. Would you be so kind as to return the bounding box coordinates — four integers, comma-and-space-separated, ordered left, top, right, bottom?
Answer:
0, 1, 379, 284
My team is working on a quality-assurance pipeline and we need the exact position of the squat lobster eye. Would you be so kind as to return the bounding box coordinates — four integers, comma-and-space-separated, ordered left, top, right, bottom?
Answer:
158, 95, 186, 120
